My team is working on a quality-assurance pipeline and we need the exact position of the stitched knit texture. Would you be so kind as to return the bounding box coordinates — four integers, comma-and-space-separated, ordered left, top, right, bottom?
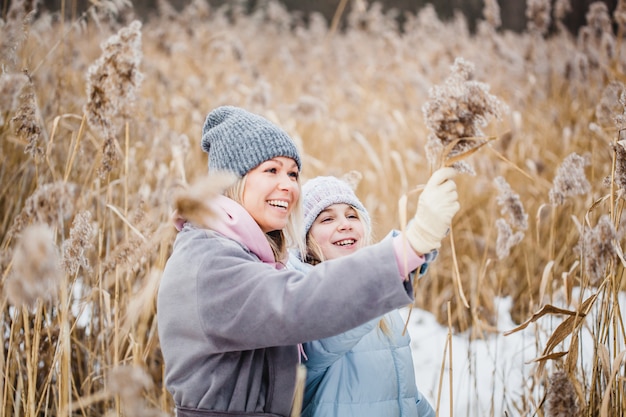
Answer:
201, 106, 301, 176
302, 175, 371, 237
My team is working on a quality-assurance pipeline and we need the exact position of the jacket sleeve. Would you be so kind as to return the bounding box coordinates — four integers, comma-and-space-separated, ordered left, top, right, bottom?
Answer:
181, 230, 413, 353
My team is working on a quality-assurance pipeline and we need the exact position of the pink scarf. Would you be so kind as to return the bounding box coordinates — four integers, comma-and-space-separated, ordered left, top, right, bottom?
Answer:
172, 195, 284, 268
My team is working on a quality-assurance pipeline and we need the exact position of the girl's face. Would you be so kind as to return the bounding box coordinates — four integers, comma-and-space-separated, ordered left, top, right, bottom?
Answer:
243, 157, 300, 233
309, 203, 365, 261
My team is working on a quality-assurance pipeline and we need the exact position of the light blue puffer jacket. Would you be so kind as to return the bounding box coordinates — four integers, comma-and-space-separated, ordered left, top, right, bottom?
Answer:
288, 243, 436, 417
301, 310, 435, 417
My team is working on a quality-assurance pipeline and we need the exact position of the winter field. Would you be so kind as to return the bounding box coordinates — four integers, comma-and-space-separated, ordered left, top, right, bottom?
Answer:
403, 290, 626, 417
1, 0, 625, 416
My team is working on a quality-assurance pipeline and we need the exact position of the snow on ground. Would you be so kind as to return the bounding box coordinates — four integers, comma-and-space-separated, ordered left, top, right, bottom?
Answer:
402, 290, 626, 417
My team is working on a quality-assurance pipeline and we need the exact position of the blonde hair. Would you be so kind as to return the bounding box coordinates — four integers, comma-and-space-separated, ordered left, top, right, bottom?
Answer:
304, 205, 391, 337
225, 174, 304, 263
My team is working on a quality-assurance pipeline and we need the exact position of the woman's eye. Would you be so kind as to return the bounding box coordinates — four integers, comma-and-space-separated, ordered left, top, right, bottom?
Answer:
289, 171, 299, 179
265, 167, 277, 174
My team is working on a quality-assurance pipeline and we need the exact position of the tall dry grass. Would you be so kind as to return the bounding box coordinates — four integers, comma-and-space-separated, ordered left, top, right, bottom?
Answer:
0, 0, 624, 415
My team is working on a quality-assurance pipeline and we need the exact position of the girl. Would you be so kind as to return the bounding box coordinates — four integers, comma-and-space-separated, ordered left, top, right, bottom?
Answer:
295, 173, 436, 417
157, 106, 458, 417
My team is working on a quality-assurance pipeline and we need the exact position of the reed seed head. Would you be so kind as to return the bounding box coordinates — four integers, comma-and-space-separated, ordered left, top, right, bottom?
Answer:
526, 0, 551, 35
607, 140, 626, 195
422, 57, 507, 173
495, 218, 524, 260
554, 0, 572, 22
101, 204, 149, 276
576, 214, 617, 286
108, 364, 153, 397
549, 153, 591, 206
84, 20, 144, 177
0, 72, 29, 125
0, 0, 36, 69
482, 0, 501, 29
8, 181, 77, 239
545, 370, 579, 417
6, 223, 62, 308
615, 88, 626, 132
585, 2, 612, 39
10, 73, 43, 159
62, 211, 96, 276
173, 172, 238, 229
108, 365, 166, 417
495, 176, 528, 230
595, 81, 624, 129
616, 0, 626, 34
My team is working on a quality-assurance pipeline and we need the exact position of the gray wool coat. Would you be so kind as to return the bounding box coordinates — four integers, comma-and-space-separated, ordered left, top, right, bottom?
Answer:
157, 226, 414, 417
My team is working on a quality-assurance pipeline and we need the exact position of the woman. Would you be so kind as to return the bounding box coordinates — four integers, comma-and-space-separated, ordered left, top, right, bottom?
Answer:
157, 105, 459, 417
294, 173, 436, 417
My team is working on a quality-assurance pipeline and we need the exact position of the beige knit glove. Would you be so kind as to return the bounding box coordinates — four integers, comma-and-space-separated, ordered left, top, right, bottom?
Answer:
406, 167, 460, 255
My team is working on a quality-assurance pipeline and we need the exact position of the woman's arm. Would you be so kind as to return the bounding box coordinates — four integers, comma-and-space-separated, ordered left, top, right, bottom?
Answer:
188, 231, 413, 352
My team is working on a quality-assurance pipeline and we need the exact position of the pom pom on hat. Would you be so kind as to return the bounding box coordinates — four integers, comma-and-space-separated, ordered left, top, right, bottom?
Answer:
302, 171, 371, 237
201, 106, 302, 176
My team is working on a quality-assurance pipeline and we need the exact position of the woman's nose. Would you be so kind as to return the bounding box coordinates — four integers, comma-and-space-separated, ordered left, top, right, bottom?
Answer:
278, 173, 298, 193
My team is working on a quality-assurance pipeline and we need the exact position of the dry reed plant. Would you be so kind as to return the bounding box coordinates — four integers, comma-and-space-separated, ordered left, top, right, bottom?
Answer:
545, 370, 580, 417
422, 56, 507, 174
576, 214, 618, 286
84, 19, 144, 178
11, 74, 44, 160
494, 176, 527, 260
61, 210, 96, 276
0, 0, 36, 69
6, 181, 78, 242
0, 72, 29, 126
5, 223, 62, 308
526, 0, 551, 36
105, 365, 167, 417
549, 153, 592, 206
482, 0, 501, 30
171, 171, 238, 229
1, 0, 626, 416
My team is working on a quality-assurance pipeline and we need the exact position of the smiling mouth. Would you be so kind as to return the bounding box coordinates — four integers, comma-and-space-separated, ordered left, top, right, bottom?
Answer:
268, 200, 288, 209
334, 239, 356, 246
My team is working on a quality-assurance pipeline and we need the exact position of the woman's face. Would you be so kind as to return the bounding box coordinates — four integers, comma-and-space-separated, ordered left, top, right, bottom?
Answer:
309, 203, 365, 260
242, 157, 300, 233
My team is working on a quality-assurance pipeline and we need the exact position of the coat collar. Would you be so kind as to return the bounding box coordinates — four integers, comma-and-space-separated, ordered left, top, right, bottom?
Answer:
209, 195, 281, 267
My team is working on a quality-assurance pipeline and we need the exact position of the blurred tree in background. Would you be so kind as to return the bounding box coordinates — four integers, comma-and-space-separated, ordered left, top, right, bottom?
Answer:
3, 0, 618, 34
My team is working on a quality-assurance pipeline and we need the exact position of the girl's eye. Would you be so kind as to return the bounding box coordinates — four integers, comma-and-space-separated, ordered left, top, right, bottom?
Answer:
320, 217, 333, 223
346, 209, 358, 219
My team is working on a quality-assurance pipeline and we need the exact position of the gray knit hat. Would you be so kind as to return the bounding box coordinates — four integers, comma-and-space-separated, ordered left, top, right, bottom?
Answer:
201, 106, 302, 176
302, 174, 371, 237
